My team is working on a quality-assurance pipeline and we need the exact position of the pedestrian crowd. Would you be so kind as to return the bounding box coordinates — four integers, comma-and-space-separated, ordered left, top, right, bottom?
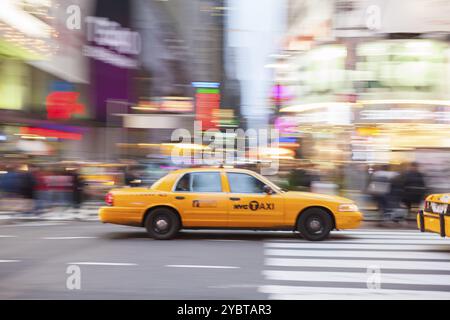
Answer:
0, 164, 83, 216
367, 162, 427, 223
287, 161, 428, 224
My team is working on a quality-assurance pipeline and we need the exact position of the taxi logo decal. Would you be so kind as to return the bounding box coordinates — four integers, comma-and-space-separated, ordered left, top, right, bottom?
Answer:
192, 200, 217, 208
249, 201, 259, 211
234, 201, 274, 211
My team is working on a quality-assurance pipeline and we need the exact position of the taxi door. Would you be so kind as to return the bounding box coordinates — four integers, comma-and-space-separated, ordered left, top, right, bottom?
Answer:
171, 171, 228, 227
225, 172, 284, 227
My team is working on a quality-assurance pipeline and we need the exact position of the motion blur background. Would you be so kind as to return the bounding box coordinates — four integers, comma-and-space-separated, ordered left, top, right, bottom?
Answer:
0, 0, 449, 214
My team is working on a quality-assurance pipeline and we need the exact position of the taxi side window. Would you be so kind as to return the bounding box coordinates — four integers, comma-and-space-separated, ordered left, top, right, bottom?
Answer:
227, 173, 266, 194
175, 172, 222, 192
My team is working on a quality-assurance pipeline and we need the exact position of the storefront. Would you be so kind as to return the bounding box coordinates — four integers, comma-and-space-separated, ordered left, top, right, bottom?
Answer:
278, 0, 450, 162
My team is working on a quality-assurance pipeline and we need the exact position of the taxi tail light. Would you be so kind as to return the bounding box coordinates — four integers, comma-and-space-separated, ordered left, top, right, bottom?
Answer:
105, 192, 114, 206
418, 210, 425, 232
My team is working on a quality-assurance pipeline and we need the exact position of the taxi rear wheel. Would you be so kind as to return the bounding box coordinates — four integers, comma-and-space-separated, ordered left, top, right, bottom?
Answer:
145, 208, 181, 240
297, 208, 333, 241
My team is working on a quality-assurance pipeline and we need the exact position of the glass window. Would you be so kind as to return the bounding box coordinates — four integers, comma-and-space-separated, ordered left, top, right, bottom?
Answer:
175, 174, 190, 191
175, 172, 222, 192
227, 173, 266, 194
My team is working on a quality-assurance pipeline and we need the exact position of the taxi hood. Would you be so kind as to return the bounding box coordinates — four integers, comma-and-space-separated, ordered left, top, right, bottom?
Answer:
282, 190, 354, 204
426, 193, 450, 203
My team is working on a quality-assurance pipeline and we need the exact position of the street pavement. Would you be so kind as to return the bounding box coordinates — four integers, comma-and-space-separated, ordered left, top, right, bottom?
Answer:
0, 219, 450, 299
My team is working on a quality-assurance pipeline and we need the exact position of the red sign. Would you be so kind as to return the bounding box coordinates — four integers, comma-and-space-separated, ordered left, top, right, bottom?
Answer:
20, 127, 82, 141
195, 91, 220, 130
46, 92, 85, 120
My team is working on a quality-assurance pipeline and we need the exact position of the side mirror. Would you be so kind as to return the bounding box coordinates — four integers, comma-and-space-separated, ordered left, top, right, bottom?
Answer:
263, 185, 274, 195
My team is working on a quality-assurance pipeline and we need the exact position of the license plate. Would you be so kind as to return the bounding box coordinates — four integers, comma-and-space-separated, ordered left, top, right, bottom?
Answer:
431, 202, 448, 214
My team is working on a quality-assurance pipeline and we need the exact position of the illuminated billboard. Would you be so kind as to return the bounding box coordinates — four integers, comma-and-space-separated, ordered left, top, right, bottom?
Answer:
194, 82, 220, 131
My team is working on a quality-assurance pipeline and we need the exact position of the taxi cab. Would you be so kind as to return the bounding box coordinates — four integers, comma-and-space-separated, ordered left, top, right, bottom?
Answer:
418, 193, 450, 237
99, 168, 363, 241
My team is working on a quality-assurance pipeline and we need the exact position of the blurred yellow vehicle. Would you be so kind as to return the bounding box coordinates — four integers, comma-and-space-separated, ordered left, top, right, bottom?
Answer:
99, 168, 363, 241
418, 193, 450, 237
79, 163, 126, 200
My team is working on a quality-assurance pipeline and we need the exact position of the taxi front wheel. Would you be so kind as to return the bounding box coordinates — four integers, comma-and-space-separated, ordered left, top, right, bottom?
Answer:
145, 208, 181, 240
297, 208, 333, 241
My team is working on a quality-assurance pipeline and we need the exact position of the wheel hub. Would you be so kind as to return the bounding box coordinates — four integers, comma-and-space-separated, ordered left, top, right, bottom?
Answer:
155, 219, 169, 231
309, 219, 322, 232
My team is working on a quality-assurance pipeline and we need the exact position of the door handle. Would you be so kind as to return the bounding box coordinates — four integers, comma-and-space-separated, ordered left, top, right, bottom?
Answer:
175, 196, 185, 200
229, 197, 240, 201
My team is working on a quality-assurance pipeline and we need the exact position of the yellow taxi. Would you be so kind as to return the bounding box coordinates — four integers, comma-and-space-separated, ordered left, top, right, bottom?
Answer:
99, 168, 363, 241
418, 193, 450, 237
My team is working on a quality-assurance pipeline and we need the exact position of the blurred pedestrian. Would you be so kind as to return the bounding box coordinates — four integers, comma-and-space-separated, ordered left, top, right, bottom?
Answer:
288, 164, 320, 191
54, 168, 73, 209
0, 164, 34, 215
0, 164, 21, 196
68, 167, 83, 211
367, 164, 398, 221
402, 162, 427, 213
34, 167, 52, 214
288, 166, 314, 191
388, 164, 408, 222
21, 165, 36, 215
125, 166, 142, 187
43, 168, 72, 211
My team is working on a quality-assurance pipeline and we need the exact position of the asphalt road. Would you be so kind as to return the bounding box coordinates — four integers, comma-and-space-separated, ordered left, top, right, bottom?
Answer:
1, 220, 450, 299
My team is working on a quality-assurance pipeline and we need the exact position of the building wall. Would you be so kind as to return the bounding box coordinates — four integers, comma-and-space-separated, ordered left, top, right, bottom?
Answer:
226, 0, 287, 131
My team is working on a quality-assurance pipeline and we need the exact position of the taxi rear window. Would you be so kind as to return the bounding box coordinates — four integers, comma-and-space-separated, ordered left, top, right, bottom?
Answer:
175, 172, 222, 192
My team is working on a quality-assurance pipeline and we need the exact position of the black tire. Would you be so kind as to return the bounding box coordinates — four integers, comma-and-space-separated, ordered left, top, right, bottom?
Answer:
296, 208, 333, 241
145, 208, 181, 240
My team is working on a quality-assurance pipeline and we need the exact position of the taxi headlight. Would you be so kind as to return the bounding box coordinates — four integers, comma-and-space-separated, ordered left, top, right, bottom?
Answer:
338, 204, 359, 212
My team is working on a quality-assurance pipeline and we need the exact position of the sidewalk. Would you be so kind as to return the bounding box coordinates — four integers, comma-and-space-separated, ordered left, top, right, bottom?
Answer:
0, 201, 101, 222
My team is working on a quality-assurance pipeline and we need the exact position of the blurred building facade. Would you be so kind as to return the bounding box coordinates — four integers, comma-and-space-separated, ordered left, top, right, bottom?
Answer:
273, 0, 450, 193
0, 0, 231, 163
0, 0, 92, 161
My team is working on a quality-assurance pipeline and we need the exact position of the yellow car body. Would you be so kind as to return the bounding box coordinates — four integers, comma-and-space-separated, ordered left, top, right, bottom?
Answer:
99, 168, 363, 240
418, 193, 450, 237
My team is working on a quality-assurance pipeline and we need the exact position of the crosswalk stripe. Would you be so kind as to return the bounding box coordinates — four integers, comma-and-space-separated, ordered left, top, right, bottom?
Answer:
335, 230, 436, 236
342, 230, 432, 234
292, 239, 447, 245
42, 236, 96, 240
258, 285, 450, 300
67, 262, 137, 266
0, 260, 21, 263
261, 229, 450, 299
329, 234, 442, 240
265, 248, 450, 260
265, 257, 450, 271
264, 243, 449, 250
263, 270, 450, 286
342, 228, 428, 234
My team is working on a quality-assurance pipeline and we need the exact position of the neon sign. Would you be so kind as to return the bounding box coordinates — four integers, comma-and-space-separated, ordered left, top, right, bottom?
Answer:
195, 87, 220, 130
46, 91, 85, 120
20, 127, 82, 140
